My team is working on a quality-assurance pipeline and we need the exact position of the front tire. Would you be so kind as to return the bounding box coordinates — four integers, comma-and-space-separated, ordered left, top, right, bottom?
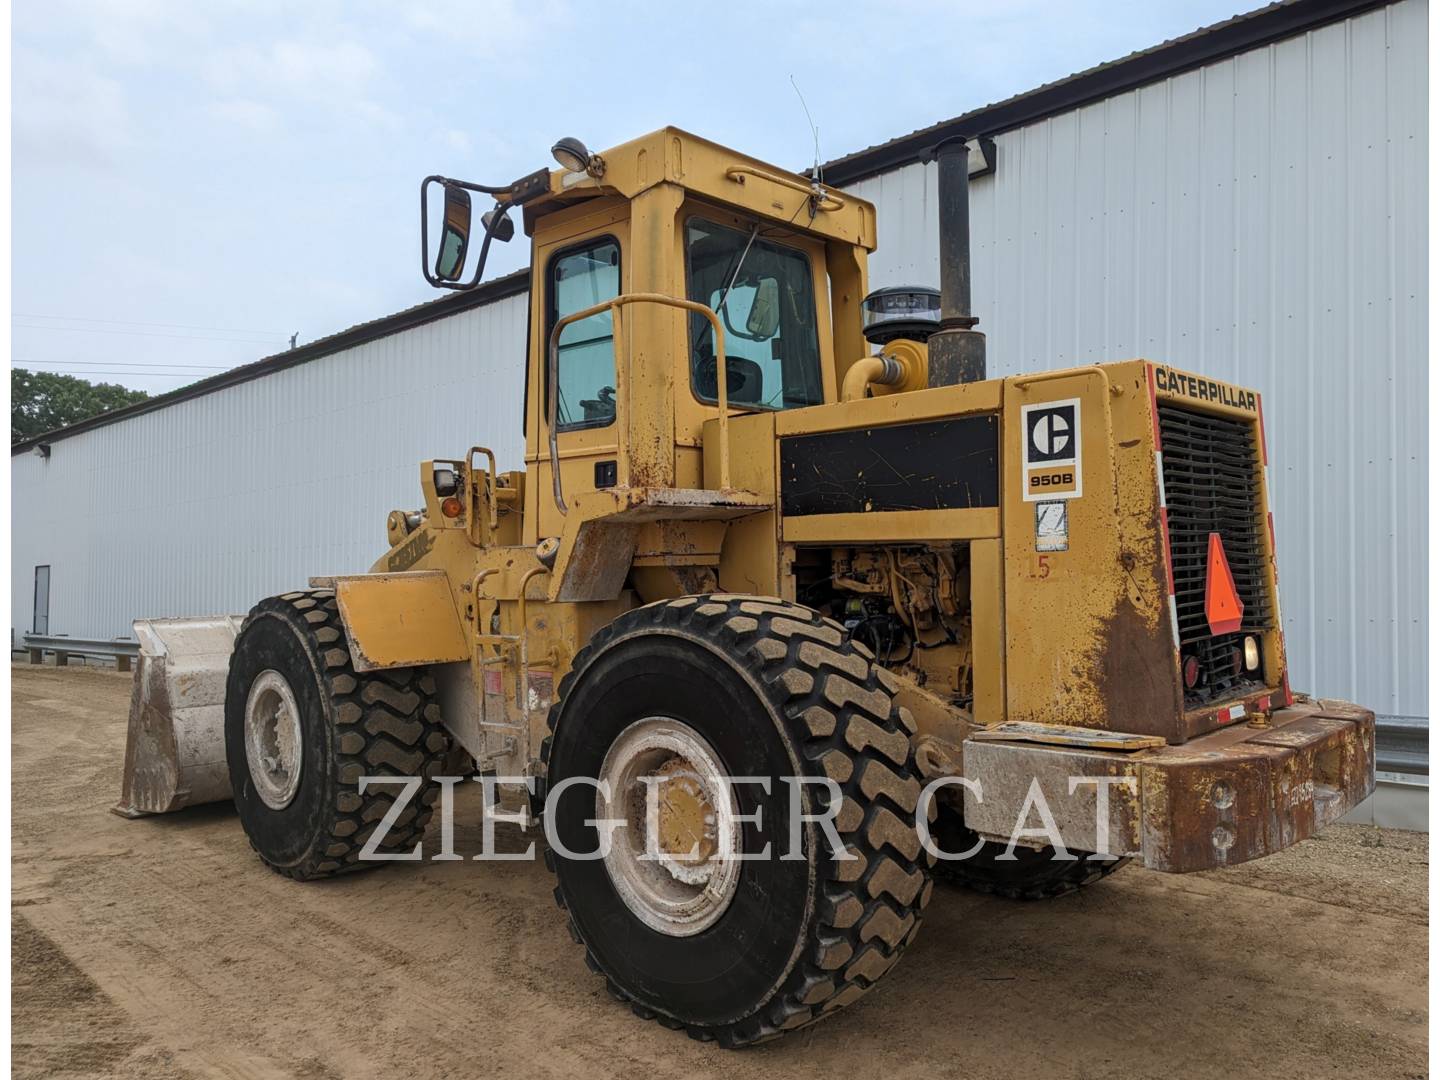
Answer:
539, 595, 933, 1046
224, 590, 450, 880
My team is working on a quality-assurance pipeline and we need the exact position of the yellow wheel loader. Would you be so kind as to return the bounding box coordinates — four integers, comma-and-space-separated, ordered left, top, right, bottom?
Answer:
117, 127, 1376, 1046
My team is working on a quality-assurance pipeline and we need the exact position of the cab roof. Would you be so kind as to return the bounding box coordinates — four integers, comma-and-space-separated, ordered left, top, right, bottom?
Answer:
525, 126, 876, 252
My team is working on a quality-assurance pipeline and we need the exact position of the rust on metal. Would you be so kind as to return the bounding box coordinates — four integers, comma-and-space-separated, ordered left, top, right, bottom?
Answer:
963, 700, 1375, 871
968, 721, 1165, 751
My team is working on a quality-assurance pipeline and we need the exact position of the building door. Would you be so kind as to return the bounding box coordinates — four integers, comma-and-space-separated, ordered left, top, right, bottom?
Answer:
32, 566, 49, 634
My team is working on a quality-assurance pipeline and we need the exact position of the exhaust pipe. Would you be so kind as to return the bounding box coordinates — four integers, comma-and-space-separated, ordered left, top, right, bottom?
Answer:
927, 137, 986, 386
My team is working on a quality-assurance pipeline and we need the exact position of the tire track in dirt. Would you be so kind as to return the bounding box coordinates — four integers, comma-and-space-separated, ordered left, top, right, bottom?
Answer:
11, 665, 1429, 1080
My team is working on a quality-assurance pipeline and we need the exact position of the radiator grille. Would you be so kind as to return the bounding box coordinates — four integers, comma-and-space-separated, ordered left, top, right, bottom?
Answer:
1158, 404, 1274, 706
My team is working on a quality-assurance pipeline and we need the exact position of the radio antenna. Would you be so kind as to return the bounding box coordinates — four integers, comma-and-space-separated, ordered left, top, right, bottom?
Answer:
789, 75, 822, 186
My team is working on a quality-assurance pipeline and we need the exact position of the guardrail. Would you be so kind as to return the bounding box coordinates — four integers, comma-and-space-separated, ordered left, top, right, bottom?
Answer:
9, 629, 1432, 782
22, 634, 140, 672
1375, 716, 1427, 779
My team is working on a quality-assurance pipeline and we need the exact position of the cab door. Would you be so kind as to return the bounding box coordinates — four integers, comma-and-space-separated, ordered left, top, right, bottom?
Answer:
524, 207, 629, 544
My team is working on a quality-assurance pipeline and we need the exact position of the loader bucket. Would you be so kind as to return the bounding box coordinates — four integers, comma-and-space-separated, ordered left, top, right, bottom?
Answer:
113, 615, 245, 817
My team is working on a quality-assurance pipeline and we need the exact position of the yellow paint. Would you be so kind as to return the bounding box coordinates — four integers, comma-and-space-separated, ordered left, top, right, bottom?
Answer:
334, 571, 470, 671
969, 538, 1005, 724
782, 509, 1000, 544
999, 361, 1182, 739
323, 127, 1317, 799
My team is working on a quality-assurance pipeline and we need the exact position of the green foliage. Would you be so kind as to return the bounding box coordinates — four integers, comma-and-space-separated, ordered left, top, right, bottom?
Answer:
12, 368, 149, 443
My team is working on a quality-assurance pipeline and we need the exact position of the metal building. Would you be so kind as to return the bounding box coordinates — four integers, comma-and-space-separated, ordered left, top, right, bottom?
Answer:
12, 280, 530, 639
11, 0, 1425, 819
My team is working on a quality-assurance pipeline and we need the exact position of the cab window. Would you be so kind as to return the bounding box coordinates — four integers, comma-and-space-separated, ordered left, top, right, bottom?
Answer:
685, 217, 823, 411
548, 237, 621, 431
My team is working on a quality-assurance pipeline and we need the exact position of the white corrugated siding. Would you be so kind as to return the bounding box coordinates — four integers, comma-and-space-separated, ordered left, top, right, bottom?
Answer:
846, 0, 1427, 727
10, 2, 1425, 738
11, 294, 529, 640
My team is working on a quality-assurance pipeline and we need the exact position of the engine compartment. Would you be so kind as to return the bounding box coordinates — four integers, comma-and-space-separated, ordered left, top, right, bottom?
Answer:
795, 544, 975, 711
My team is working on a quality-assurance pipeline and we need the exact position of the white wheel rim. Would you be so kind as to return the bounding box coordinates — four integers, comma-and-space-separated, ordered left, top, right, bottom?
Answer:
244, 669, 304, 810
596, 717, 742, 937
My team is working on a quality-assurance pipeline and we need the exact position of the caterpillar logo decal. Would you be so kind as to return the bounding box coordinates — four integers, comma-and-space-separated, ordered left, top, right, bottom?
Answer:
386, 526, 435, 572
1153, 365, 1257, 411
1021, 398, 1082, 502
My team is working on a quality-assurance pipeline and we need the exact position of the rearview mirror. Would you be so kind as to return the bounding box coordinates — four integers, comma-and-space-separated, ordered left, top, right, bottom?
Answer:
434, 184, 472, 281
745, 277, 781, 339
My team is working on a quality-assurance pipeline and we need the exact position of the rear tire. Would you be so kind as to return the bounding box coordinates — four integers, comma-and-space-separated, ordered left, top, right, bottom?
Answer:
929, 799, 1128, 899
224, 590, 450, 880
539, 594, 933, 1047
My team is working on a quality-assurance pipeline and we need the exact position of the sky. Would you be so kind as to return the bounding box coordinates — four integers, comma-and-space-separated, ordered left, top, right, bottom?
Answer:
13, 0, 1253, 395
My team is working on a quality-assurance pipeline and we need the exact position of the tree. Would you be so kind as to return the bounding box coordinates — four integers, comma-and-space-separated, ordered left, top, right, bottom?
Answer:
12, 368, 149, 443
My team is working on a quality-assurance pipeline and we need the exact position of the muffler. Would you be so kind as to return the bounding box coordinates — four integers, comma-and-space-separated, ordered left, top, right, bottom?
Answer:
113, 615, 244, 817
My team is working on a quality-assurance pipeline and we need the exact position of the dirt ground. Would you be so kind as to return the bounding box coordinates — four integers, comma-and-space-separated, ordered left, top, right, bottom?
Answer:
11, 664, 1429, 1079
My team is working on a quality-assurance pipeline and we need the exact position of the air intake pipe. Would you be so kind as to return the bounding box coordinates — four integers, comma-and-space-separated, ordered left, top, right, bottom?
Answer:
926, 137, 986, 386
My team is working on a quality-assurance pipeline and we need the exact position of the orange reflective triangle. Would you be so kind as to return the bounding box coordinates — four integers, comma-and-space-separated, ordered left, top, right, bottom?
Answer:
1205, 532, 1244, 636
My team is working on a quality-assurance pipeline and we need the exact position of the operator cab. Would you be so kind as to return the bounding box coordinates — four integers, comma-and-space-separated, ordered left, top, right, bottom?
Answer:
421, 128, 876, 542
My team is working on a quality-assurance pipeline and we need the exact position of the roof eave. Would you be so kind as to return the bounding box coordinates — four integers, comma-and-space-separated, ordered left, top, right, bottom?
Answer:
815, 0, 1391, 188
11, 269, 529, 455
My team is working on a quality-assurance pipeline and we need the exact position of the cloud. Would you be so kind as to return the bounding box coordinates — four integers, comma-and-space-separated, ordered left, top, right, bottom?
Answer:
207, 38, 376, 97
13, 48, 133, 168
397, 0, 571, 61
210, 99, 280, 134
270, 39, 378, 92
14, 0, 215, 66
205, 36, 397, 129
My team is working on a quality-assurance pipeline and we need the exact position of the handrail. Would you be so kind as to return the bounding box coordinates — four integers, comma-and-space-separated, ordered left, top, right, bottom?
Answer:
547, 292, 730, 513
466, 445, 500, 539
723, 166, 845, 212
514, 566, 548, 646
514, 565, 551, 763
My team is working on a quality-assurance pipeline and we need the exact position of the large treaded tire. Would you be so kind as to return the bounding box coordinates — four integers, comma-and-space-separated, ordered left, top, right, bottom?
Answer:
929, 799, 1129, 900
224, 589, 450, 881
538, 594, 934, 1047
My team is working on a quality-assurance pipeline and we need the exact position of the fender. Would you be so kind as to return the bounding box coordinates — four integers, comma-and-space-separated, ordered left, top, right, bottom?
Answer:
319, 570, 470, 672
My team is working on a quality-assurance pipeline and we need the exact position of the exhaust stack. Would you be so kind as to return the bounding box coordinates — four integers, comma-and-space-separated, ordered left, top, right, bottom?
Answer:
927, 137, 987, 386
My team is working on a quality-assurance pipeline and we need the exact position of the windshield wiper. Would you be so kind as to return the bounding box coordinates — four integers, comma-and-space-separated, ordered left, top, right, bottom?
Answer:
691, 223, 761, 356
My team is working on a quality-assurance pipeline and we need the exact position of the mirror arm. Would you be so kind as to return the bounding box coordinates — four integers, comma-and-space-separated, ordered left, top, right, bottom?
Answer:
432, 175, 517, 197
420, 167, 551, 291
432, 167, 550, 202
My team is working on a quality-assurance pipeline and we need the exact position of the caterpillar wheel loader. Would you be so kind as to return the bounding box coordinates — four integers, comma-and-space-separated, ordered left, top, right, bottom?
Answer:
116, 127, 1376, 1046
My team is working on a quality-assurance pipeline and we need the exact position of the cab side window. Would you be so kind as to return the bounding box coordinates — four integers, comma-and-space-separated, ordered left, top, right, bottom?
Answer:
548, 238, 621, 432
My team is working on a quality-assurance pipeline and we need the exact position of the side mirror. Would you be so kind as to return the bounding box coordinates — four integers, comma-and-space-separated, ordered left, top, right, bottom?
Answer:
434, 184, 472, 281
421, 167, 546, 290
745, 277, 781, 339
481, 207, 514, 243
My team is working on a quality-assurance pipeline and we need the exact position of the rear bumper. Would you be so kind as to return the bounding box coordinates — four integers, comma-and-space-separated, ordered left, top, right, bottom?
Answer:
962, 700, 1376, 872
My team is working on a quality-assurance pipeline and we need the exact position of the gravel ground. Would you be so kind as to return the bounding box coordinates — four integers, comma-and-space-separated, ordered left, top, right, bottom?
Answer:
11, 664, 1429, 1079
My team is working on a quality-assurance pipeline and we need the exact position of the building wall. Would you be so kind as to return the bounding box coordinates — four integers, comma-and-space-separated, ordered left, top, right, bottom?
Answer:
11, 294, 530, 641
846, 0, 1427, 730
12, 1, 1425, 743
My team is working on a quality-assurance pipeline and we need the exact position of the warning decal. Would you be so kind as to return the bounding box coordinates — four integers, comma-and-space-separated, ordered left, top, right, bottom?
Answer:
1204, 532, 1245, 635
1021, 398, 1083, 502
1035, 500, 1069, 551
